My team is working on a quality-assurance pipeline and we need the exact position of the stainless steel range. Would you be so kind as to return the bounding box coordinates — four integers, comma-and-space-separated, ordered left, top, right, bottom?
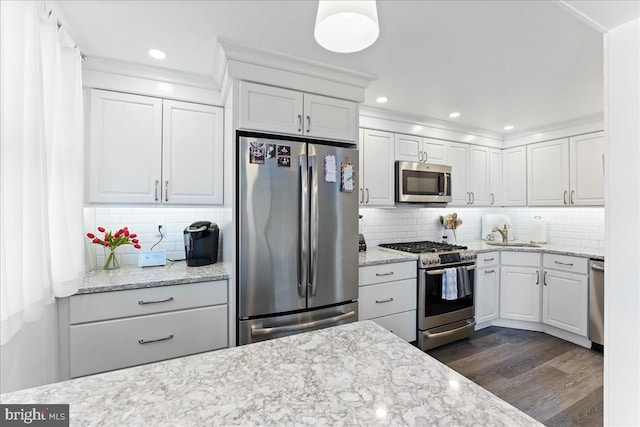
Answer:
379, 240, 476, 350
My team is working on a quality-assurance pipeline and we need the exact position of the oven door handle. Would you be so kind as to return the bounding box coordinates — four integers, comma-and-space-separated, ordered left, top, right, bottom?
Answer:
424, 320, 476, 339
425, 265, 476, 276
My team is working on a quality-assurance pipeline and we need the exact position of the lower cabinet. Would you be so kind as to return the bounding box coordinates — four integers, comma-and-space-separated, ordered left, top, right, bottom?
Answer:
64, 280, 228, 378
359, 261, 417, 342
499, 252, 541, 322
475, 252, 500, 324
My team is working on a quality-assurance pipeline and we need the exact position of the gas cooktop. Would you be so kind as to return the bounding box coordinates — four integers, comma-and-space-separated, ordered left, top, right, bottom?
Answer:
378, 240, 467, 254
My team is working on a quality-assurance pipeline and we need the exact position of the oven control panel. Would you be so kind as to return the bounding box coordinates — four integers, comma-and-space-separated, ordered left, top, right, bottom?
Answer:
420, 250, 476, 267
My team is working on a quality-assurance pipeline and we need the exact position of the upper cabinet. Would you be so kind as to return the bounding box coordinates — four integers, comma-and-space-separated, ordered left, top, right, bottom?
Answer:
489, 149, 503, 206
448, 143, 491, 206
569, 132, 604, 206
394, 134, 447, 165
502, 146, 527, 206
528, 132, 604, 206
87, 89, 224, 205
359, 129, 395, 206
238, 81, 358, 142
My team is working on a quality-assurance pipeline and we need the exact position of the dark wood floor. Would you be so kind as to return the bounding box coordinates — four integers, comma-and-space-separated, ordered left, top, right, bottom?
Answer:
426, 327, 603, 426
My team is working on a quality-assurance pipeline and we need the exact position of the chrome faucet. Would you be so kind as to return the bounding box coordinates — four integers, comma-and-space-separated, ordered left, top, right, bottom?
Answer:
492, 224, 509, 243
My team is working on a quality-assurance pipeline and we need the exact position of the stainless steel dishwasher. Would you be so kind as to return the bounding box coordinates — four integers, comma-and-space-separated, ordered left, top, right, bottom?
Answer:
589, 260, 605, 347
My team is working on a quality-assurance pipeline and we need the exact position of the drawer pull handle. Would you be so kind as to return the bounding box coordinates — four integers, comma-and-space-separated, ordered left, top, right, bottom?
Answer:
484, 269, 495, 274
375, 272, 395, 277
554, 260, 574, 267
375, 297, 394, 304
138, 297, 174, 305
483, 258, 495, 262
138, 334, 174, 345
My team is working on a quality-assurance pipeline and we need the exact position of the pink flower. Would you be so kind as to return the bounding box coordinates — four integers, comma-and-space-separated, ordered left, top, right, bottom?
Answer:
92, 238, 100, 244
132, 239, 139, 244
134, 244, 141, 249
97, 226, 105, 232
87, 233, 95, 239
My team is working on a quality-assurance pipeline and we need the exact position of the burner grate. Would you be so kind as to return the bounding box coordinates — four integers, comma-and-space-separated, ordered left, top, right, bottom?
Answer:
379, 240, 467, 254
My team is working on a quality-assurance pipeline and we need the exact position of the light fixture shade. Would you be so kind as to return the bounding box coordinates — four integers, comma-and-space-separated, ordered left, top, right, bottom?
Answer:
314, 1, 379, 53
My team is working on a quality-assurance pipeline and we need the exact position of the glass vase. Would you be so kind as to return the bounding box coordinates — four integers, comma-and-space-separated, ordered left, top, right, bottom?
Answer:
103, 248, 119, 270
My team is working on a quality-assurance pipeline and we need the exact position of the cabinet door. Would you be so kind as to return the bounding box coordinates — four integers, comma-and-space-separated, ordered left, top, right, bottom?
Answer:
358, 128, 364, 206
422, 138, 448, 165
570, 132, 604, 206
475, 266, 500, 324
542, 269, 588, 337
502, 146, 527, 206
303, 94, 358, 141
394, 133, 422, 162
489, 149, 502, 206
238, 81, 303, 135
468, 145, 490, 206
527, 138, 570, 206
447, 142, 469, 205
361, 129, 395, 206
162, 101, 224, 205
500, 266, 541, 322
88, 90, 162, 204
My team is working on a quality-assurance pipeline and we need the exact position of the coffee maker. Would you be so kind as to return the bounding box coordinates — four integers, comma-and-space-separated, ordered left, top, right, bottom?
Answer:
184, 221, 219, 267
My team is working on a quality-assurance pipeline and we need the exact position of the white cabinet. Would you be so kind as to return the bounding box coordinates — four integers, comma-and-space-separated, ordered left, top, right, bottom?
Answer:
87, 90, 224, 205
499, 252, 542, 322
502, 146, 527, 206
395, 134, 447, 164
475, 252, 500, 325
448, 143, 490, 206
238, 81, 357, 142
162, 100, 224, 204
528, 132, 604, 206
359, 261, 417, 342
542, 254, 588, 337
66, 281, 228, 378
489, 149, 503, 206
569, 132, 604, 206
359, 129, 395, 206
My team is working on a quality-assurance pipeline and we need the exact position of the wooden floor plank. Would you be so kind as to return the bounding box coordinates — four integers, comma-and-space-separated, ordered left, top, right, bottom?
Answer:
426, 326, 603, 426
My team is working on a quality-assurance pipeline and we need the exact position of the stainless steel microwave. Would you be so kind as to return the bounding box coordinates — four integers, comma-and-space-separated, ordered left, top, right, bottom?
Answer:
395, 161, 452, 203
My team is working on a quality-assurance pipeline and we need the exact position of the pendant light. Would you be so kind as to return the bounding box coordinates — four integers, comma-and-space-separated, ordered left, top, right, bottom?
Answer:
314, 1, 379, 53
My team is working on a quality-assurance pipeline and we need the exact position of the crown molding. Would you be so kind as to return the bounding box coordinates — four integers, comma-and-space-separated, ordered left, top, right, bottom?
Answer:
217, 38, 377, 90
503, 112, 604, 147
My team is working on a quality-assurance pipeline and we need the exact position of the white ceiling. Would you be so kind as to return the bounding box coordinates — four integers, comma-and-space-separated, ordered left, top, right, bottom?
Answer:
52, 0, 612, 136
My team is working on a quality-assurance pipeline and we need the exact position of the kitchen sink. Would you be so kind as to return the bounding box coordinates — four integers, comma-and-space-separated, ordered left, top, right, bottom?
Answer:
485, 241, 541, 248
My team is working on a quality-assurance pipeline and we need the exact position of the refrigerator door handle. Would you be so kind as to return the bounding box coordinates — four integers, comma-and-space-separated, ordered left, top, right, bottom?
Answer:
309, 155, 319, 296
251, 311, 356, 337
299, 154, 309, 298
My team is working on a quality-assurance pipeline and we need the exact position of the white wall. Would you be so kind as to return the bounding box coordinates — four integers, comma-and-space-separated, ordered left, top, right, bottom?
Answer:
84, 207, 225, 268
359, 206, 605, 249
604, 17, 640, 426
0, 304, 60, 394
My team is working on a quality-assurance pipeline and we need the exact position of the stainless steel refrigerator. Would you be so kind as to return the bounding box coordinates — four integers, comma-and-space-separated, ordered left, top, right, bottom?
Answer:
237, 135, 359, 345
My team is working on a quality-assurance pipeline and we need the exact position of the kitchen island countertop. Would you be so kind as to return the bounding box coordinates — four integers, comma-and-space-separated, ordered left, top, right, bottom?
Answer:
79, 261, 229, 294
0, 320, 541, 426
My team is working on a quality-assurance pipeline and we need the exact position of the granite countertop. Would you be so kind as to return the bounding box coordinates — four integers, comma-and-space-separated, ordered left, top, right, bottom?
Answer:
358, 247, 418, 267
79, 261, 229, 294
463, 241, 605, 260
0, 321, 541, 426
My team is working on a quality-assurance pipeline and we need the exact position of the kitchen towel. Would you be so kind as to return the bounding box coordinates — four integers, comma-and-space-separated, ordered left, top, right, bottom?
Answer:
442, 267, 458, 300
481, 214, 514, 241
456, 266, 472, 297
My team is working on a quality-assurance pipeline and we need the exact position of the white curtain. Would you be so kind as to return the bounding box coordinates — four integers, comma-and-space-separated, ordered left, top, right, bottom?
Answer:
0, 1, 84, 345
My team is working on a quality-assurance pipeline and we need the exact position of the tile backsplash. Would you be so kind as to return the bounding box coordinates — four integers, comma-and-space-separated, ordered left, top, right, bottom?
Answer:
84, 207, 225, 269
359, 206, 605, 249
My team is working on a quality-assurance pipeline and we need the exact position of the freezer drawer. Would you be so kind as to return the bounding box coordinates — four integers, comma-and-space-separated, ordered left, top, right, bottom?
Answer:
238, 302, 358, 345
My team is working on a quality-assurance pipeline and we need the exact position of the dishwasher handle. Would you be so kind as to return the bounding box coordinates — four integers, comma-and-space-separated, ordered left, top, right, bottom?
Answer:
591, 263, 604, 273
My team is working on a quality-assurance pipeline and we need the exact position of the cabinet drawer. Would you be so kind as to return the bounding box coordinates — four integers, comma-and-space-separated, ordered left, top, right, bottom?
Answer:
543, 254, 588, 274
70, 305, 227, 378
500, 251, 541, 267
372, 310, 416, 342
359, 261, 416, 286
476, 251, 499, 268
359, 279, 416, 319
70, 281, 227, 324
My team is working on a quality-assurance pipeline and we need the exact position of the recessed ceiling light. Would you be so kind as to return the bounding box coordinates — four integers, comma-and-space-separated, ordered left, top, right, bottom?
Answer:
376, 96, 388, 104
148, 49, 167, 60
464, 135, 475, 142
503, 125, 514, 131
449, 112, 460, 118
